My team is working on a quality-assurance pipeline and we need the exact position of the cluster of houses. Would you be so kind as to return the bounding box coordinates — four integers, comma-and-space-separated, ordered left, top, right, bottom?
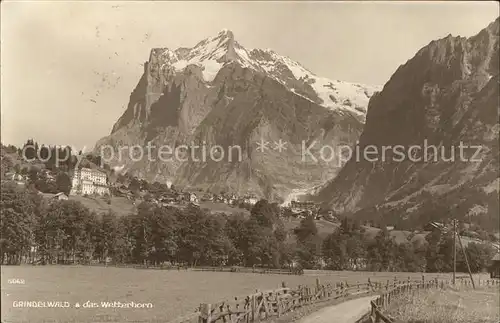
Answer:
112, 183, 262, 209
3, 168, 60, 188
3, 172, 28, 185
4, 165, 331, 220
286, 200, 338, 222
289, 200, 320, 218
3, 167, 111, 200
199, 192, 259, 205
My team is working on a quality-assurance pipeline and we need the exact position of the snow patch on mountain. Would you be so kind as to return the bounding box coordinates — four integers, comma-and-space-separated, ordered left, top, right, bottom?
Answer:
249, 49, 380, 120
200, 60, 223, 82
152, 29, 380, 119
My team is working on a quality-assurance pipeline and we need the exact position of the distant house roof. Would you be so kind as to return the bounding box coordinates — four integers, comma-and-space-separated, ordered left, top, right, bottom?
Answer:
492, 253, 500, 261
424, 221, 445, 231
40, 192, 55, 198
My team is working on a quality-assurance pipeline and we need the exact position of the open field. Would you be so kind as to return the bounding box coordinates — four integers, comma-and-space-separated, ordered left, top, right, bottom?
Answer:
1, 266, 487, 323
66, 197, 250, 218
386, 285, 500, 323
198, 201, 250, 215
68, 195, 137, 217
284, 219, 339, 238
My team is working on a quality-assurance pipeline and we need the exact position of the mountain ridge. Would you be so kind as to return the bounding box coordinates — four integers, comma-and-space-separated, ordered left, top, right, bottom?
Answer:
315, 17, 499, 229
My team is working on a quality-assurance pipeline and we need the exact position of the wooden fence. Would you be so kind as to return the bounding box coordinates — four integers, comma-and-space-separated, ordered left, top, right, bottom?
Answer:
169, 276, 419, 323
191, 266, 299, 275
84, 264, 298, 274
84, 263, 189, 270
368, 276, 500, 323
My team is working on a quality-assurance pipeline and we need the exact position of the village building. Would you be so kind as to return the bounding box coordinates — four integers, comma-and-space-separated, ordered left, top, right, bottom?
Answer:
4, 172, 25, 181
189, 192, 199, 204
3, 172, 27, 186
290, 200, 320, 216
423, 221, 446, 232
490, 253, 500, 279
243, 195, 259, 205
38, 192, 69, 201
53, 192, 69, 200
70, 168, 110, 196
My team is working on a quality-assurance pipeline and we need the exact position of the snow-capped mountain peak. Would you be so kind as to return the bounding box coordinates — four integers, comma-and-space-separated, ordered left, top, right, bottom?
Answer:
153, 29, 380, 121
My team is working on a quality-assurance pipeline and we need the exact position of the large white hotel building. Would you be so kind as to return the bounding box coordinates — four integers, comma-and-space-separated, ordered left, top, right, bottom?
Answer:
70, 167, 110, 196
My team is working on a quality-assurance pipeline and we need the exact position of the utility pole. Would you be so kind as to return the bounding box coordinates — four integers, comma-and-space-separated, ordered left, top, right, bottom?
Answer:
453, 219, 456, 285
456, 226, 476, 289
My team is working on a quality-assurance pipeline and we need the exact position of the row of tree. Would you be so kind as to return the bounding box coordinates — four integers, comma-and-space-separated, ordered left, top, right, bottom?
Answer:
0, 181, 495, 273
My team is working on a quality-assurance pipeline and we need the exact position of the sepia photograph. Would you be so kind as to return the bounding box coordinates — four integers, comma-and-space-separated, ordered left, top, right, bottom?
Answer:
1, 1, 499, 323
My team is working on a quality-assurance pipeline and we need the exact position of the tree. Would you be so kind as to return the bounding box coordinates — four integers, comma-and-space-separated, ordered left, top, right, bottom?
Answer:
55, 172, 72, 195
294, 216, 318, 243
0, 182, 38, 264
251, 199, 278, 228
294, 216, 321, 269
323, 231, 347, 270
425, 229, 442, 272
94, 211, 122, 263
28, 166, 39, 184
225, 213, 248, 265
460, 242, 494, 273
35, 200, 96, 264
128, 177, 141, 193
340, 216, 361, 234
367, 228, 396, 271
22, 139, 37, 161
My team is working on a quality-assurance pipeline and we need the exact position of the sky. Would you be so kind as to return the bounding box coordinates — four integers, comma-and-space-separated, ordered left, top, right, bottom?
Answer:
1, 1, 498, 150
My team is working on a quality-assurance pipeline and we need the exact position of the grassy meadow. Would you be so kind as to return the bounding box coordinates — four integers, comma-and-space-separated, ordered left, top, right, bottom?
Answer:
387, 285, 500, 323
1, 265, 479, 323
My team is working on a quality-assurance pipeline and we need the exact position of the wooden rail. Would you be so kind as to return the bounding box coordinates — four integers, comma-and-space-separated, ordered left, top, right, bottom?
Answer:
169, 277, 412, 323
169, 275, 499, 323
368, 276, 500, 323
83, 263, 189, 270
85, 264, 299, 274
191, 266, 299, 275
197, 280, 379, 323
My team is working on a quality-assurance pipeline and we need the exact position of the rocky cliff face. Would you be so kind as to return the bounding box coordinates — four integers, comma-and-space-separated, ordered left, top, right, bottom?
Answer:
316, 18, 499, 229
95, 30, 380, 200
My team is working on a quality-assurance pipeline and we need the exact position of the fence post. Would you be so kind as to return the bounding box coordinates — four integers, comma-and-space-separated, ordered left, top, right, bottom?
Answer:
251, 294, 255, 322
199, 303, 211, 323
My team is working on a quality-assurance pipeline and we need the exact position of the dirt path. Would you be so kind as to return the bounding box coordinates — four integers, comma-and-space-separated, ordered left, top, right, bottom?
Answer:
296, 296, 377, 323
